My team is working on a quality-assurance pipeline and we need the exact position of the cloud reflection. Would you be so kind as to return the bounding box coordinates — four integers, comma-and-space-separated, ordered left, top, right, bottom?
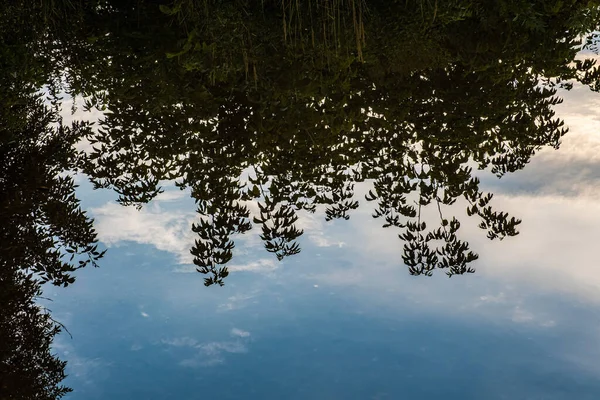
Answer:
162, 329, 252, 368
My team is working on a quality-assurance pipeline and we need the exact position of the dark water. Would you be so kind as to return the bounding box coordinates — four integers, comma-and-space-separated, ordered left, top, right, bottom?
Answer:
2, 1, 600, 398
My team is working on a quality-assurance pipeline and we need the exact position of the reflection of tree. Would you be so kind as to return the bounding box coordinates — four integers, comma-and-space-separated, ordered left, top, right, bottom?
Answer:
3, 1, 600, 397
1, 96, 105, 286
1, 0, 105, 283
0, 268, 71, 399
33, 0, 599, 285
0, 3, 105, 395
0, 92, 104, 397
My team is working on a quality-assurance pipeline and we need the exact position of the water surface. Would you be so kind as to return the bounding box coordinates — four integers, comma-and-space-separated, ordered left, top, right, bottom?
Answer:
2, 1, 600, 399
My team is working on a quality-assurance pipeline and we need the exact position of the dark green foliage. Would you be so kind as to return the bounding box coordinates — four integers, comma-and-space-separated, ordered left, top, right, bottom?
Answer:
4, 0, 600, 287
22, 0, 597, 285
0, 268, 72, 399
0, 96, 105, 286
0, 0, 105, 286
0, 2, 106, 396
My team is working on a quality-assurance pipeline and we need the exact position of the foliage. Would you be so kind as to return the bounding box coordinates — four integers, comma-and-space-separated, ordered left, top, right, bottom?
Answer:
0, 2, 105, 396
0, 268, 72, 399
0, 95, 105, 286
3, 0, 600, 286
25, 0, 599, 285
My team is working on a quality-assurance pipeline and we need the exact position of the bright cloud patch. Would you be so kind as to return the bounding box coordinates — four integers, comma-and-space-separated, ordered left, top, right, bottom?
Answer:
228, 259, 277, 273
162, 337, 198, 347
173, 258, 278, 274
230, 328, 250, 338
162, 329, 251, 368
91, 200, 196, 265
53, 337, 109, 385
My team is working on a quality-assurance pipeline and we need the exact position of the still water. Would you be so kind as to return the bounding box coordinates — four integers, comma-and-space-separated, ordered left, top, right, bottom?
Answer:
3, 1, 600, 399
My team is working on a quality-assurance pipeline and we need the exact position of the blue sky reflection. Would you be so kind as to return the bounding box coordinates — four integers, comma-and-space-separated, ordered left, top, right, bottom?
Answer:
45, 83, 600, 399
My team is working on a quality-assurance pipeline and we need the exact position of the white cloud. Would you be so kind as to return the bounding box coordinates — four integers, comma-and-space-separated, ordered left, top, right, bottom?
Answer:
179, 357, 223, 367
230, 328, 250, 338
308, 234, 346, 248
312, 187, 600, 307
228, 259, 278, 272
476, 88, 600, 199
307, 268, 370, 287
472, 193, 600, 301
91, 201, 197, 265
162, 332, 250, 368
173, 258, 278, 275
93, 199, 284, 277
541, 320, 557, 328
510, 305, 557, 328
198, 341, 247, 356
53, 337, 110, 385
296, 210, 347, 248
140, 312, 149, 318
511, 306, 534, 323
154, 190, 187, 202
162, 337, 198, 347
130, 344, 143, 351
217, 291, 259, 312
479, 292, 506, 304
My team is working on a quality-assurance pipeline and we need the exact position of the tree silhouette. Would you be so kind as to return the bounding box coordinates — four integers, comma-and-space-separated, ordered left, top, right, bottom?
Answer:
0, 2, 105, 395
0, 268, 72, 400
24, 0, 598, 285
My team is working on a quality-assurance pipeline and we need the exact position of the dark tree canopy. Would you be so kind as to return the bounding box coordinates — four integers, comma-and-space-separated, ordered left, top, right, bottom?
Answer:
0, 90, 92, 399
2, 3, 600, 288
0, 268, 72, 400
36, 0, 600, 285
0, 2, 104, 396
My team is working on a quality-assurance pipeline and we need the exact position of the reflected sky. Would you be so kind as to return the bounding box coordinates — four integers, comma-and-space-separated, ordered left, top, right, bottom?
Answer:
42, 83, 600, 399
